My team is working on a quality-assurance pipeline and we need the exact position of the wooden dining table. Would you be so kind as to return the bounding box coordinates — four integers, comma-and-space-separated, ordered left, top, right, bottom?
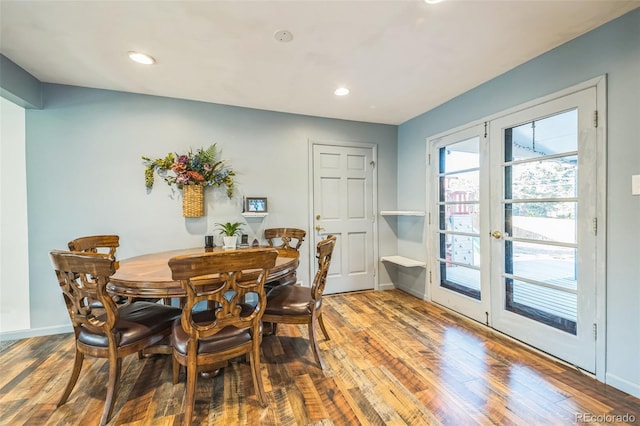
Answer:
108, 246, 299, 299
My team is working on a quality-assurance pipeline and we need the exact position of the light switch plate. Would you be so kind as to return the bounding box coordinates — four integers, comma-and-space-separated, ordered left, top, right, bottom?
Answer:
632, 175, 640, 196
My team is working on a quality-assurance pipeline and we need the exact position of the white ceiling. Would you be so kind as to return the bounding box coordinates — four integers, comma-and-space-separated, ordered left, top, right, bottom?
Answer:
1, 1, 637, 125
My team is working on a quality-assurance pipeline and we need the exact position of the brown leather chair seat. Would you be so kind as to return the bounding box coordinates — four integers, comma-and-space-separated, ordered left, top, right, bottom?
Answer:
265, 285, 321, 316
171, 307, 257, 355
78, 302, 181, 347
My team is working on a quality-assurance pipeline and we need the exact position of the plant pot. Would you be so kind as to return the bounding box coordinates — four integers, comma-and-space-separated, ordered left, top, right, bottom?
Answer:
223, 236, 237, 250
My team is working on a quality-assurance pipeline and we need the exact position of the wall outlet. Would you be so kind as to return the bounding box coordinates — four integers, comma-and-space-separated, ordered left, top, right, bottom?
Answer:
633, 175, 640, 196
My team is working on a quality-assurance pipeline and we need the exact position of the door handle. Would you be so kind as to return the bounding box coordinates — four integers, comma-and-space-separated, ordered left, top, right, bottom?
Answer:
315, 226, 325, 232
491, 230, 502, 239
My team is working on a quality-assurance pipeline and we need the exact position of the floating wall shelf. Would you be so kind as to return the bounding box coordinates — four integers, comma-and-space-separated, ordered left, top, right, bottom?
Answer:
381, 256, 426, 268
241, 212, 268, 218
380, 210, 425, 216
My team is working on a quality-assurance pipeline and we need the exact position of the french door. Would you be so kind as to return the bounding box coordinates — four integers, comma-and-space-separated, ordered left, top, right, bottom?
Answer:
489, 87, 597, 371
429, 124, 490, 324
429, 85, 599, 372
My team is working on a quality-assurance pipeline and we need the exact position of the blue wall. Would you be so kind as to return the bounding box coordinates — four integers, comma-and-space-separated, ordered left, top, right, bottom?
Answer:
397, 9, 639, 397
24, 84, 398, 333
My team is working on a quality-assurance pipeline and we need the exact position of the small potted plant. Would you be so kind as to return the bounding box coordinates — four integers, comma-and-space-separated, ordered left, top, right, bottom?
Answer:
215, 222, 244, 249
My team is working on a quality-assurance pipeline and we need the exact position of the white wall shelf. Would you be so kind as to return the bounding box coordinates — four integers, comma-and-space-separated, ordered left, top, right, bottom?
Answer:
241, 212, 268, 218
381, 255, 426, 268
380, 210, 425, 216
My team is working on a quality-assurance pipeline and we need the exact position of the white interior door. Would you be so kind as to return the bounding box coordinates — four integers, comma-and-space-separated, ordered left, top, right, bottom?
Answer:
312, 143, 376, 294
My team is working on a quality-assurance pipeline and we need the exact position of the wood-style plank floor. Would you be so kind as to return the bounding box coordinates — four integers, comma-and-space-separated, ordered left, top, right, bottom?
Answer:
1, 289, 638, 425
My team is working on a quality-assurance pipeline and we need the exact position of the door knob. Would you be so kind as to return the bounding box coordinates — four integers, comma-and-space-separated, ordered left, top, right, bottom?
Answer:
315, 226, 325, 232
491, 230, 502, 239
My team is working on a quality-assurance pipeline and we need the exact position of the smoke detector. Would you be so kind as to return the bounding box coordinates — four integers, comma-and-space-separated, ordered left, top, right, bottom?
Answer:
274, 30, 294, 43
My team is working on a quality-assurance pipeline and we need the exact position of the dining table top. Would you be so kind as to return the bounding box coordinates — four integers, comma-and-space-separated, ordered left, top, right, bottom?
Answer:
108, 246, 299, 298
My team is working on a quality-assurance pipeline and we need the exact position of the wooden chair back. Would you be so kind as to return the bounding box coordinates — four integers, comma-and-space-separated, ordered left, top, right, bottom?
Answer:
50, 250, 118, 334
311, 235, 336, 301
168, 248, 278, 340
264, 228, 306, 253
68, 235, 119, 259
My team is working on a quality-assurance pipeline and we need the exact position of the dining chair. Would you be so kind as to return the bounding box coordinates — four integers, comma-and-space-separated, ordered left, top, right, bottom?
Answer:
264, 227, 306, 287
49, 250, 182, 426
68, 234, 120, 257
168, 248, 278, 425
264, 227, 306, 253
262, 235, 336, 370
68, 234, 168, 305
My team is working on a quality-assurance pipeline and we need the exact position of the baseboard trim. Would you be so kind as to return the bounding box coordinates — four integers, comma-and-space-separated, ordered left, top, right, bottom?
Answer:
378, 282, 396, 291
0, 324, 72, 341
606, 372, 640, 399
397, 285, 426, 300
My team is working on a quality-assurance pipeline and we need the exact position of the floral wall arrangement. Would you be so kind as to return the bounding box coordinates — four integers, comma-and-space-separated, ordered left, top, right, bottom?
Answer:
142, 143, 236, 217
142, 143, 235, 197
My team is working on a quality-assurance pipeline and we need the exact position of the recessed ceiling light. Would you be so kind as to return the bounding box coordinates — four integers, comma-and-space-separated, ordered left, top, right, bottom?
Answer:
334, 87, 350, 96
425, 0, 444, 3
128, 51, 156, 65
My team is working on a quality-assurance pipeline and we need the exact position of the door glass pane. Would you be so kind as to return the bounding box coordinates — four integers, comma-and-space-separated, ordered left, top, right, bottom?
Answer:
506, 109, 578, 160
438, 136, 481, 300
442, 235, 480, 267
505, 277, 577, 334
440, 263, 481, 299
510, 202, 576, 244
441, 170, 479, 202
441, 138, 480, 172
509, 241, 576, 285
510, 156, 577, 199
503, 109, 578, 334
441, 204, 479, 232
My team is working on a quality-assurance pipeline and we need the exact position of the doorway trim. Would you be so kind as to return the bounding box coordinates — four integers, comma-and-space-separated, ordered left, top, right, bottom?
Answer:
308, 138, 379, 291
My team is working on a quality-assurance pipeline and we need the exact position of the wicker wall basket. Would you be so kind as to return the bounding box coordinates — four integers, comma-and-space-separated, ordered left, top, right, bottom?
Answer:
182, 184, 204, 217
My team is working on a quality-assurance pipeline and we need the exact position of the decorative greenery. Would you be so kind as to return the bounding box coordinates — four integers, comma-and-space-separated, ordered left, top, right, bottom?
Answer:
215, 222, 244, 237
142, 143, 235, 198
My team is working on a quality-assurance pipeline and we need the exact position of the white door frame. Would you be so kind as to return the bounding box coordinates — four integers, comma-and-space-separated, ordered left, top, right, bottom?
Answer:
308, 139, 379, 291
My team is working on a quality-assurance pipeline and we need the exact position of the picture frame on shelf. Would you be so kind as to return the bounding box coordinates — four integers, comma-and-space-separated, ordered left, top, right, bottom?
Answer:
245, 197, 268, 213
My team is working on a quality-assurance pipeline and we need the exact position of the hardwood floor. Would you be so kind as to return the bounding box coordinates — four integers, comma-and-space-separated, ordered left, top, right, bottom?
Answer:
1, 289, 638, 425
